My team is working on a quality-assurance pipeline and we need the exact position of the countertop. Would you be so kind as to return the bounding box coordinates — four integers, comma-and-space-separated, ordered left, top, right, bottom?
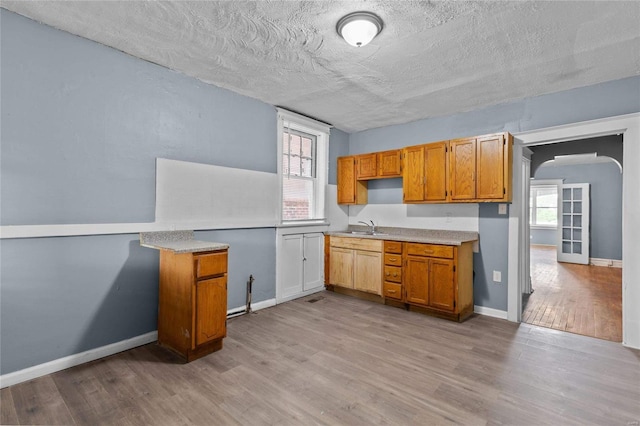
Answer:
326, 226, 478, 246
140, 230, 229, 253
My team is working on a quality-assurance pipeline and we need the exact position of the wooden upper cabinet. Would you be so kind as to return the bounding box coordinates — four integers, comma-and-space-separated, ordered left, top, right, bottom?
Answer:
450, 132, 512, 202
355, 150, 402, 180
424, 142, 448, 202
449, 137, 477, 201
341, 132, 512, 205
337, 156, 367, 205
356, 153, 377, 179
402, 145, 425, 202
378, 149, 402, 177
403, 142, 448, 203
476, 133, 508, 200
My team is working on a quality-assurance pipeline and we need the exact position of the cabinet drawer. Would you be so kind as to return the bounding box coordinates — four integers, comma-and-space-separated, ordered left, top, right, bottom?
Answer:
384, 253, 402, 266
383, 282, 403, 300
330, 236, 382, 252
384, 241, 403, 254
196, 251, 228, 278
384, 266, 402, 283
405, 243, 453, 259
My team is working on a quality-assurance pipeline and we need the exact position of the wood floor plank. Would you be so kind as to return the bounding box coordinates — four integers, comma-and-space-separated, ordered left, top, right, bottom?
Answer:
2, 291, 638, 425
9, 375, 75, 425
525, 245, 622, 341
1, 387, 19, 425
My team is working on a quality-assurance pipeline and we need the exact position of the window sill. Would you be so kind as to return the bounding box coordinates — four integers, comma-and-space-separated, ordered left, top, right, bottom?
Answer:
530, 225, 558, 230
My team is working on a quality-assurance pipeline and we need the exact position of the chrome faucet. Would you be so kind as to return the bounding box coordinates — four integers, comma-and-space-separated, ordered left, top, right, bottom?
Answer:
357, 220, 376, 234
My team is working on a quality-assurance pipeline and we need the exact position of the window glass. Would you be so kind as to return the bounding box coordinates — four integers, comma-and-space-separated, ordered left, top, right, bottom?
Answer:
530, 185, 558, 227
282, 128, 317, 221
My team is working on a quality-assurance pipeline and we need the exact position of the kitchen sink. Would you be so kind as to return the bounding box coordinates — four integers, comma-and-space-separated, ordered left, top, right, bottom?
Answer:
350, 231, 388, 236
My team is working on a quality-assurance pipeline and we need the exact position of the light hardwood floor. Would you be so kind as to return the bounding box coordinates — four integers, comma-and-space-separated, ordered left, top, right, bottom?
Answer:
2, 291, 639, 425
523, 245, 622, 342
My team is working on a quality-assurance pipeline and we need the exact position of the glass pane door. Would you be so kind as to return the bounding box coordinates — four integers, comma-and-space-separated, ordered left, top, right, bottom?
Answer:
557, 183, 590, 264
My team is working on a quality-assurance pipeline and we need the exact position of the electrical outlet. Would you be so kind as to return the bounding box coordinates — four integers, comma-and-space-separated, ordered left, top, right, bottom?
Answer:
498, 204, 507, 215
493, 270, 502, 283
446, 212, 453, 223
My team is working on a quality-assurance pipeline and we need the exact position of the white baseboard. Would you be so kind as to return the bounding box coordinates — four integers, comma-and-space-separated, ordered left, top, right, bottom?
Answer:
1, 298, 280, 389
227, 298, 277, 317
0, 331, 158, 389
589, 257, 623, 268
474, 305, 508, 320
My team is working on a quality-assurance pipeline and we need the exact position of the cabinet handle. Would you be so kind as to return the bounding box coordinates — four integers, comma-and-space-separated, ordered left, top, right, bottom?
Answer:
389, 257, 397, 261
424, 250, 434, 254
386, 272, 390, 276
393, 273, 398, 277
388, 290, 396, 294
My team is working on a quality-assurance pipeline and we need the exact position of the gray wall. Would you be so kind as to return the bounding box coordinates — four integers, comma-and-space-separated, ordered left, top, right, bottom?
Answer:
0, 10, 276, 226
0, 10, 342, 375
530, 228, 556, 246
347, 76, 639, 311
532, 162, 622, 260
328, 128, 349, 185
530, 135, 623, 176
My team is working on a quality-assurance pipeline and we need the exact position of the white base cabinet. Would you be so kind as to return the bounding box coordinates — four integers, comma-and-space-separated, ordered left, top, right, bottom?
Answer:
278, 232, 324, 302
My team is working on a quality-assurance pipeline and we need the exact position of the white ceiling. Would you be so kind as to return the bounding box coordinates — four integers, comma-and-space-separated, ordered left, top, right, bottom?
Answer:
2, 1, 639, 133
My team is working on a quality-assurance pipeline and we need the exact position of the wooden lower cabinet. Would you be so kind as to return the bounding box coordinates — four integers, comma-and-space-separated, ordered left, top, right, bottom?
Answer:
403, 242, 473, 321
329, 246, 354, 288
354, 250, 382, 294
383, 241, 404, 301
326, 236, 474, 321
405, 255, 430, 305
328, 237, 382, 296
158, 249, 228, 362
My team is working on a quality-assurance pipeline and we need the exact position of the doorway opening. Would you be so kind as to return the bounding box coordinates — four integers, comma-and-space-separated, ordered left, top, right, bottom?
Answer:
522, 135, 623, 342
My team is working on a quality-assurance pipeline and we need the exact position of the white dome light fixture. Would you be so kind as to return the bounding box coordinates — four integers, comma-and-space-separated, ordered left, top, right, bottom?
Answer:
337, 11, 383, 47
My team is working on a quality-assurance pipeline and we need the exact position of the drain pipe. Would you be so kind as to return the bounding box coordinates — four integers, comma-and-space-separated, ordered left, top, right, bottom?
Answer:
246, 274, 254, 314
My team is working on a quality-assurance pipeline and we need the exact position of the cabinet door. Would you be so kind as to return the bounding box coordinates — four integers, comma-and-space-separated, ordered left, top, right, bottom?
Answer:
356, 153, 378, 179
378, 150, 402, 177
424, 142, 448, 202
476, 134, 505, 199
450, 137, 476, 200
429, 258, 455, 311
280, 234, 304, 299
196, 276, 227, 346
303, 233, 324, 291
405, 255, 429, 306
337, 156, 356, 204
403, 146, 425, 202
354, 250, 382, 295
329, 247, 354, 288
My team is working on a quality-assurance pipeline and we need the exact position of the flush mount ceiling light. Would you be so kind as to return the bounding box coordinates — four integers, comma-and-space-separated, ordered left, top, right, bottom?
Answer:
336, 11, 383, 47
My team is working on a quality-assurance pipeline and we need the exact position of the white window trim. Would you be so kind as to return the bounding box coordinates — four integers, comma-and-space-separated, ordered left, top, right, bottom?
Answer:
530, 179, 563, 229
276, 108, 331, 225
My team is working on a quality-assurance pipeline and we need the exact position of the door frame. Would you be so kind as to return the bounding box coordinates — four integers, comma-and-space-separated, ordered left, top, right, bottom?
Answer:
509, 112, 639, 349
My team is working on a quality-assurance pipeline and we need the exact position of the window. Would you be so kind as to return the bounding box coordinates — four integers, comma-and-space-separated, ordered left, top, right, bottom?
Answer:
277, 108, 329, 223
530, 184, 558, 227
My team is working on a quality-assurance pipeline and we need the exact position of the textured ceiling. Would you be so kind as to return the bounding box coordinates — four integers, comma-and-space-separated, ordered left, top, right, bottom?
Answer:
2, 1, 639, 133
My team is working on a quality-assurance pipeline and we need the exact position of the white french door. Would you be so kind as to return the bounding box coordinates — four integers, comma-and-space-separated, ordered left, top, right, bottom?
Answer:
557, 183, 590, 264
